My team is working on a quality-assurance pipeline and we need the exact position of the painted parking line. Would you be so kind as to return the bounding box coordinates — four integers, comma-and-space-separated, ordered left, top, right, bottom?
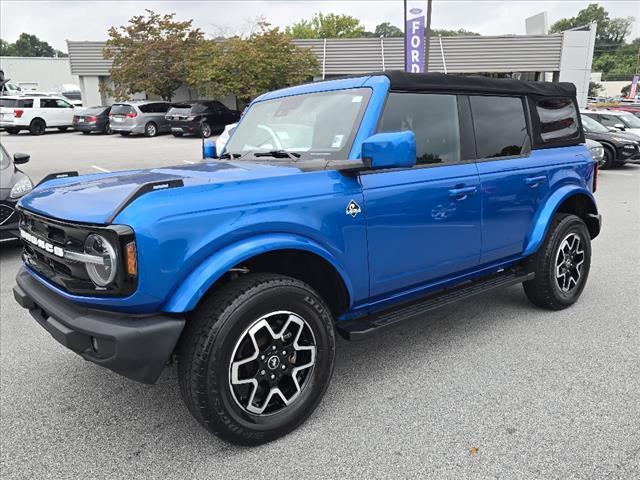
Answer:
91, 165, 111, 173
182, 160, 195, 164
600, 171, 633, 176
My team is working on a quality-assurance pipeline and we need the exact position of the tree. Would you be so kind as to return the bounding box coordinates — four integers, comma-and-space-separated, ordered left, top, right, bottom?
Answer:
621, 84, 632, 97
550, 4, 633, 50
431, 28, 480, 37
364, 22, 404, 38
0, 33, 66, 57
285, 13, 365, 38
185, 23, 319, 105
103, 10, 203, 100
588, 81, 602, 96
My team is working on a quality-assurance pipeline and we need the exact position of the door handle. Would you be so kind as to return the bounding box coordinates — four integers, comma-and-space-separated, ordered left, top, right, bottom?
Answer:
525, 175, 547, 187
449, 186, 477, 200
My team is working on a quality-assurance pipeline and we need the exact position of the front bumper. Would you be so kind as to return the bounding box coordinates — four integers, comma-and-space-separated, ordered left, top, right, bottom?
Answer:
14, 267, 185, 384
0, 201, 20, 241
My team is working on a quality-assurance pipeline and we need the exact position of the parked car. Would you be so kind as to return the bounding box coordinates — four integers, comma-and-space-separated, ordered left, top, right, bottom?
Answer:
581, 113, 640, 168
0, 95, 75, 135
166, 101, 241, 138
13, 71, 601, 446
109, 101, 172, 137
582, 109, 640, 136
606, 104, 640, 118
585, 138, 605, 167
215, 122, 238, 154
72, 106, 112, 134
0, 144, 32, 242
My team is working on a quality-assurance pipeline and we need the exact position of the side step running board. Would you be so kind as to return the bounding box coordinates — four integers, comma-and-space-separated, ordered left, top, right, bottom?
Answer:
337, 269, 534, 341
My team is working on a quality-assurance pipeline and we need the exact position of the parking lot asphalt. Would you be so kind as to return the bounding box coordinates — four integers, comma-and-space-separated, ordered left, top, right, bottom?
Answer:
0, 129, 211, 183
1, 132, 639, 479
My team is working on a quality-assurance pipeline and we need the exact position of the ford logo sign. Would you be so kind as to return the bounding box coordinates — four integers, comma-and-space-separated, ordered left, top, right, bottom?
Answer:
409, 8, 423, 14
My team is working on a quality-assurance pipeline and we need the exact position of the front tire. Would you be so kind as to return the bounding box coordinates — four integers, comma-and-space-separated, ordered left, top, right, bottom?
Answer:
177, 273, 335, 446
523, 213, 591, 310
601, 146, 614, 169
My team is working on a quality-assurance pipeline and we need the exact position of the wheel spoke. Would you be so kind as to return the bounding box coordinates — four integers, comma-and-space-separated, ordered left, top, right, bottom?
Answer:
229, 311, 317, 416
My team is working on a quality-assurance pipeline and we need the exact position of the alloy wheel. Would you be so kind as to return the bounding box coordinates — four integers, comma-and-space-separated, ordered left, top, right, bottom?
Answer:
555, 232, 585, 293
229, 310, 316, 415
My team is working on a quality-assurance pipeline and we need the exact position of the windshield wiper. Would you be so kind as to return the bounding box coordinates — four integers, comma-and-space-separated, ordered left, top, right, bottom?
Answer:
253, 150, 301, 160
219, 152, 241, 160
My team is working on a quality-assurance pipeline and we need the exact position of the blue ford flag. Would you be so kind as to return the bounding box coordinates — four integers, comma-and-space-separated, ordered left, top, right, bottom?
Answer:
405, 1, 426, 72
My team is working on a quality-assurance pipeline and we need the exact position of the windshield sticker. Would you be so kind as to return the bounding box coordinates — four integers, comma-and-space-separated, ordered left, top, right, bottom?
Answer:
352, 96, 363, 103
331, 134, 344, 148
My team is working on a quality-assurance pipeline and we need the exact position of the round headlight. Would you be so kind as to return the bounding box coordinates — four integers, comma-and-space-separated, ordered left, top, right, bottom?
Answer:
84, 234, 117, 287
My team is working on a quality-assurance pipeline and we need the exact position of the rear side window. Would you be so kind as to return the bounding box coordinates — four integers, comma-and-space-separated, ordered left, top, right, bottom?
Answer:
138, 103, 153, 113
17, 99, 34, 108
379, 92, 461, 165
535, 98, 580, 143
111, 104, 134, 115
0, 99, 16, 107
470, 96, 528, 158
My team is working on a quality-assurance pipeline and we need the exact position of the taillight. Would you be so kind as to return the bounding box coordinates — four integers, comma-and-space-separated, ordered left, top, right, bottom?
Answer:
87, 116, 97, 122
14, 109, 24, 118
593, 161, 598, 193
126, 112, 137, 118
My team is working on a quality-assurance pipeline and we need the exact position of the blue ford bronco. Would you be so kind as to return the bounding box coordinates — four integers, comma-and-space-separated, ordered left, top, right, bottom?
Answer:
13, 71, 600, 445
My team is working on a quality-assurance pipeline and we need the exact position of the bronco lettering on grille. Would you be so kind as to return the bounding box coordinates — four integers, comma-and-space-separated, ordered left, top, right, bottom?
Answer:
20, 229, 65, 258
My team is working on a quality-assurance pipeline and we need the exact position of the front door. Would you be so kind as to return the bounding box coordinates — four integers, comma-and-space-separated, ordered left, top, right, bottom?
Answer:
361, 91, 481, 299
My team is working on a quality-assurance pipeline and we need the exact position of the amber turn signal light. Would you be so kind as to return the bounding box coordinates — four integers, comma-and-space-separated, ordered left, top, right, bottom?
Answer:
125, 241, 137, 277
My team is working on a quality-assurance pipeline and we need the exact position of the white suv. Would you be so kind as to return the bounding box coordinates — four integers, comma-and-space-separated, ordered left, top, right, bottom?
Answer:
0, 95, 76, 135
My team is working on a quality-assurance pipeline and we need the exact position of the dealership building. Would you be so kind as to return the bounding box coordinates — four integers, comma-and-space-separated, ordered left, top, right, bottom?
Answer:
65, 21, 596, 108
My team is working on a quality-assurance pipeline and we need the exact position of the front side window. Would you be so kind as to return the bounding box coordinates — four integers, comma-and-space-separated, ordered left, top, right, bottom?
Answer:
617, 113, 640, 128
536, 98, 580, 143
224, 88, 371, 161
40, 99, 59, 108
470, 96, 528, 158
378, 93, 461, 165
55, 99, 72, 108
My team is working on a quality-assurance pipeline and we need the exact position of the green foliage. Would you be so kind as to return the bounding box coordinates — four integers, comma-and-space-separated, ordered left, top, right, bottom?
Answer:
431, 28, 480, 37
285, 13, 366, 38
550, 4, 637, 81
103, 10, 203, 100
0, 33, 66, 57
588, 81, 602, 96
362, 22, 404, 38
185, 23, 319, 104
620, 83, 632, 97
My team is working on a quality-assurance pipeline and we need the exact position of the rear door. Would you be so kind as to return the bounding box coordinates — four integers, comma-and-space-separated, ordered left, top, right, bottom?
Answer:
39, 98, 62, 126
361, 92, 482, 299
471, 95, 549, 264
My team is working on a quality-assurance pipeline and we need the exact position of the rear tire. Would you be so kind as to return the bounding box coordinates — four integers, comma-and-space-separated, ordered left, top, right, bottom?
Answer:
105, 125, 114, 135
523, 213, 591, 310
29, 119, 46, 136
177, 273, 335, 446
200, 122, 212, 138
144, 122, 158, 137
6, 128, 20, 135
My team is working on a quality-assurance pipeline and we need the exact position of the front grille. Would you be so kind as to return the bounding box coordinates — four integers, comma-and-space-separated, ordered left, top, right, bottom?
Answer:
0, 204, 15, 225
19, 209, 137, 296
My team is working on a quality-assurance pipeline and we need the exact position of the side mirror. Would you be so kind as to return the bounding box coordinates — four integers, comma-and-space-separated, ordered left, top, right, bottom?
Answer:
614, 123, 626, 131
361, 131, 416, 170
13, 152, 30, 164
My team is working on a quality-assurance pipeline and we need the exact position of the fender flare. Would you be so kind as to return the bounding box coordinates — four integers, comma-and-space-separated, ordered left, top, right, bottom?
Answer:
522, 185, 598, 257
162, 233, 354, 313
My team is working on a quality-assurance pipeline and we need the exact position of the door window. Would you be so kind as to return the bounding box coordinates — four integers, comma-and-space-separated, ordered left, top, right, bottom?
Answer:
470, 96, 529, 158
40, 99, 59, 108
378, 93, 461, 165
55, 99, 73, 108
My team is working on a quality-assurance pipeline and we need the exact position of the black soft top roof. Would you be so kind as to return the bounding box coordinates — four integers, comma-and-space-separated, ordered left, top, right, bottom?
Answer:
382, 71, 576, 98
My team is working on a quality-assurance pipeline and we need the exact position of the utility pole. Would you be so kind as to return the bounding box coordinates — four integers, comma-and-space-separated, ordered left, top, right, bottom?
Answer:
425, 0, 432, 72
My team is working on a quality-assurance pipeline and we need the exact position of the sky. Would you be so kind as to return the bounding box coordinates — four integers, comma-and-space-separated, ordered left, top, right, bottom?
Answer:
0, 0, 638, 51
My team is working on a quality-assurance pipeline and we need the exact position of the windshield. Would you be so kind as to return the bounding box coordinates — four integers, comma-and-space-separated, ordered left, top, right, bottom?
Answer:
0, 145, 9, 170
618, 113, 640, 128
224, 88, 371, 161
581, 114, 609, 133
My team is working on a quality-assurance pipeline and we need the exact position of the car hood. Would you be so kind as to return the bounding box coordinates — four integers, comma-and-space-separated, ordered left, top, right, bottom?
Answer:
19, 161, 303, 224
585, 131, 640, 144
